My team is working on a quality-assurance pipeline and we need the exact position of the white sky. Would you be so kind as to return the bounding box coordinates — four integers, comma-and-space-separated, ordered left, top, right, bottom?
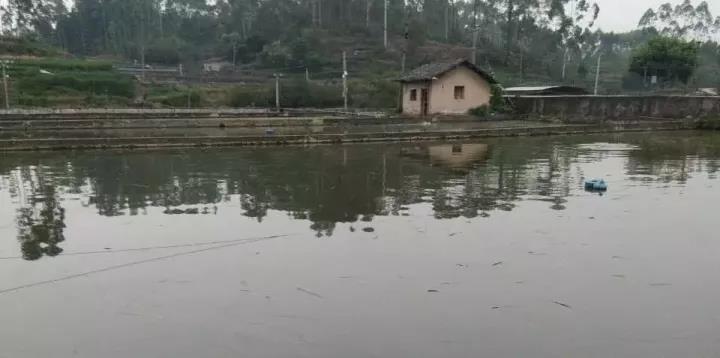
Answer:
592, 0, 719, 32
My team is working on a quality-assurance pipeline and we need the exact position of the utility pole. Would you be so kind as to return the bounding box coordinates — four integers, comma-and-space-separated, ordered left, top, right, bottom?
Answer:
1, 60, 12, 110
384, 0, 388, 49
594, 52, 602, 95
445, 5, 449, 41
232, 40, 237, 71
342, 51, 348, 111
561, 48, 568, 81
366, 0, 371, 29
471, 0, 479, 65
402, 19, 409, 73
274, 73, 281, 111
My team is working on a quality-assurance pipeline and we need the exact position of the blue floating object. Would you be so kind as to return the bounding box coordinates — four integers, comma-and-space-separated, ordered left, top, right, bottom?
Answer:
584, 179, 608, 191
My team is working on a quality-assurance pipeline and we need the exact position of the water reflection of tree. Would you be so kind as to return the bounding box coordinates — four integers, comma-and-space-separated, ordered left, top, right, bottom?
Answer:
624, 134, 720, 183
12, 173, 67, 261
3, 132, 720, 240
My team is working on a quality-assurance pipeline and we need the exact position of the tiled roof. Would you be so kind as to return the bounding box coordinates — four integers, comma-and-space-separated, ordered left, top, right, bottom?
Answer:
399, 59, 496, 83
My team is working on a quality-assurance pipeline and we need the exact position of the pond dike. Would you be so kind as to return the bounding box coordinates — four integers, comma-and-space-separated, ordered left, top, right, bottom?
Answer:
510, 95, 720, 121
0, 110, 691, 151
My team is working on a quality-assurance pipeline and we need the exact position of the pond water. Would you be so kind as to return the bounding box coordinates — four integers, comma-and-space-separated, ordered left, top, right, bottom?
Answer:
1, 131, 720, 357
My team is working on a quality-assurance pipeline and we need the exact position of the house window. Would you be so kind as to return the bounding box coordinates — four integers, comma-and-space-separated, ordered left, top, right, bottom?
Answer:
410, 89, 417, 101
454, 86, 465, 100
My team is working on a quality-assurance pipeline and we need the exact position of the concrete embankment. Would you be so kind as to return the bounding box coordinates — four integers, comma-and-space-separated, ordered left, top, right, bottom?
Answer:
511, 95, 720, 122
0, 108, 391, 131
0, 120, 691, 151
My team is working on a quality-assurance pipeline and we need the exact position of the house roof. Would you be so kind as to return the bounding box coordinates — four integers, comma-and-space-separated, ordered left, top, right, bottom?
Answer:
504, 86, 588, 95
399, 59, 496, 84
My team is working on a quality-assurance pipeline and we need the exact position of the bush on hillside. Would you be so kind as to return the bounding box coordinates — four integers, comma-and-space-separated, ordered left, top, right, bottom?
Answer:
145, 37, 183, 65
17, 72, 134, 98
0, 36, 61, 57
14, 59, 113, 71
159, 91, 206, 108
228, 80, 344, 108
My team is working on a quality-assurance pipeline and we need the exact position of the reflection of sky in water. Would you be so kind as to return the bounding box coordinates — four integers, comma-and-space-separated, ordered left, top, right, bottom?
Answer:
1, 131, 720, 261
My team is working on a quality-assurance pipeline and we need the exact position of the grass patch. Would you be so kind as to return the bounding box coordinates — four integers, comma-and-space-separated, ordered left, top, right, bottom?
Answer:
695, 117, 720, 130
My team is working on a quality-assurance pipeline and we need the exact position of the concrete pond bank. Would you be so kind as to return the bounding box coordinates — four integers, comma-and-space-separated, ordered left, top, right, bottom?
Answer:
0, 119, 692, 151
511, 95, 720, 121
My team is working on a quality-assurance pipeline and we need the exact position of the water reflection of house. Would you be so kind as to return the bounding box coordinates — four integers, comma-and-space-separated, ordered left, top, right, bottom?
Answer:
401, 143, 489, 169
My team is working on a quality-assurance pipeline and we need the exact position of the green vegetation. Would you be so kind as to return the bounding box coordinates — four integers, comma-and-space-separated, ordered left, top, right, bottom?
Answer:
3, 58, 134, 108
696, 117, 720, 130
629, 37, 700, 86
0, 36, 61, 57
468, 105, 490, 118
226, 78, 398, 109
0, 0, 718, 108
469, 84, 511, 118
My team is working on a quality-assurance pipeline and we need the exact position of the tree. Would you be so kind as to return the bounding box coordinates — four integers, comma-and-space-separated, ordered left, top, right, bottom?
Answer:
629, 36, 700, 86
639, 0, 720, 41
221, 32, 242, 69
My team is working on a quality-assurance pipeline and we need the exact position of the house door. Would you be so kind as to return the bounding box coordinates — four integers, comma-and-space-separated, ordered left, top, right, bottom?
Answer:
420, 89, 429, 116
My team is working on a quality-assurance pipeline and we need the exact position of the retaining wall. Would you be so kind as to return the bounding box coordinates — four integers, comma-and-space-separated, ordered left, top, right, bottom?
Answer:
510, 95, 720, 122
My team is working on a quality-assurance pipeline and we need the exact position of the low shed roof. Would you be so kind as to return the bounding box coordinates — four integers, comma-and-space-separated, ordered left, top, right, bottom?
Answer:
504, 86, 588, 95
399, 59, 497, 84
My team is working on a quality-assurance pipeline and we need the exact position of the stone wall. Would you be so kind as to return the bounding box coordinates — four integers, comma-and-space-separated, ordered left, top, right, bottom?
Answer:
510, 95, 720, 122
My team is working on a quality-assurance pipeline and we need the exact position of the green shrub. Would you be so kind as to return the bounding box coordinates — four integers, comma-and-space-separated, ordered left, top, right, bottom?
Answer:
348, 78, 399, 108
0, 36, 60, 57
146, 37, 183, 65
469, 105, 490, 117
160, 91, 206, 108
227, 85, 272, 107
227, 80, 345, 108
696, 117, 720, 130
490, 84, 511, 113
17, 72, 134, 98
14, 58, 114, 72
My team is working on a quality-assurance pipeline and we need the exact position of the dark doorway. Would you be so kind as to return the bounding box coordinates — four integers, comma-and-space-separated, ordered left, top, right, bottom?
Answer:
420, 89, 429, 116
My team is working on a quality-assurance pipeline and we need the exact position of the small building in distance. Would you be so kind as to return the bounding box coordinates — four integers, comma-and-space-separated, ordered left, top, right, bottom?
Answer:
504, 86, 589, 96
203, 58, 232, 73
399, 59, 497, 116
696, 88, 719, 96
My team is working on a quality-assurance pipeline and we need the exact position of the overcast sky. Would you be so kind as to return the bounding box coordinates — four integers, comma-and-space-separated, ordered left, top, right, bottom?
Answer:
593, 0, 719, 32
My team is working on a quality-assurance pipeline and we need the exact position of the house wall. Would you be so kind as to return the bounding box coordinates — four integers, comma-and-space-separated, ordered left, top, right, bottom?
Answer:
402, 82, 430, 115
429, 66, 492, 115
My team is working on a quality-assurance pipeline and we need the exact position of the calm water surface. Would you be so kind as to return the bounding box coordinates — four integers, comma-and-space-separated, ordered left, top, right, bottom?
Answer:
1, 131, 720, 357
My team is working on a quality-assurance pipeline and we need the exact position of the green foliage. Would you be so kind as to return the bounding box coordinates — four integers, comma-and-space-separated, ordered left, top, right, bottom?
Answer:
629, 37, 700, 85
469, 85, 512, 117
17, 71, 134, 97
638, 1, 720, 41
348, 79, 399, 108
227, 78, 396, 109
159, 91, 205, 108
490, 84, 511, 113
145, 37, 183, 65
5, 58, 134, 107
14, 58, 113, 71
468, 105, 490, 118
0, 35, 61, 56
227, 85, 273, 107
696, 117, 720, 130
